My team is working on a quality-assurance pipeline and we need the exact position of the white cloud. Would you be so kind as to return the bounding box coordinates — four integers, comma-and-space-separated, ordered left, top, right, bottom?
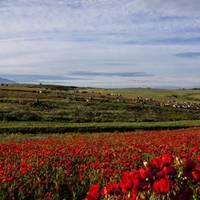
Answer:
0, 0, 200, 87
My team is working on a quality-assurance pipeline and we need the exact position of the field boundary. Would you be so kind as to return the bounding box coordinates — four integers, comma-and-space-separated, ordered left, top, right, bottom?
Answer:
0, 120, 200, 133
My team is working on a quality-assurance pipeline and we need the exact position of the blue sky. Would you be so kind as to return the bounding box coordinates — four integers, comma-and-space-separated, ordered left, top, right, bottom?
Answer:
0, 0, 200, 88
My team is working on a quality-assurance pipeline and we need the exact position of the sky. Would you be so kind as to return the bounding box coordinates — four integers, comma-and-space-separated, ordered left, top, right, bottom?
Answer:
0, 0, 200, 88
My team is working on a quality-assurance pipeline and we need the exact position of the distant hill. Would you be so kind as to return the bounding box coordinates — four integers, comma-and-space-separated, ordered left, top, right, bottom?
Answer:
0, 77, 15, 84
0, 74, 66, 83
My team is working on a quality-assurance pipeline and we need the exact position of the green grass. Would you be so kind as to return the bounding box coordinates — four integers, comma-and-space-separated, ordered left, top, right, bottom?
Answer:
1, 83, 200, 134
0, 120, 200, 133
81, 88, 200, 103
1, 84, 200, 123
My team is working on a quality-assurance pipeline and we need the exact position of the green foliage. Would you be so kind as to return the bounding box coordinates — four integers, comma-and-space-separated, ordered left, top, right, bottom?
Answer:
1, 84, 200, 127
0, 120, 200, 134
2, 111, 42, 121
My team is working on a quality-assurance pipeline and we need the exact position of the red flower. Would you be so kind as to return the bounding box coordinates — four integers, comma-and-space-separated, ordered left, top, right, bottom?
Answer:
131, 171, 141, 191
181, 153, 190, 159
139, 167, 152, 180
54, 185, 60, 191
102, 182, 119, 196
197, 155, 200, 162
197, 187, 200, 195
20, 168, 28, 175
131, 189, 138, 200
156, 170, 165, 179
150, 157, 164, 170
85, 184, 101, 200
163, 166, 176, 176
184, 159, 196, 171
153, 178, 171, 194
119, 172, 133, 193
191, 166, 200, 182
161, 154, 173, 166
174, 188, 193, 200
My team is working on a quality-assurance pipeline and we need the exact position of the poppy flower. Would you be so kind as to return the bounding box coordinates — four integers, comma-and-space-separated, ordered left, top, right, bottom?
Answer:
85, 184, 101, 200
153, 178, 171, 194
174, 188, 193, 200
197, 155, 200, 162
150, 157, 164, 170
119, 172, 133, 193
102, 182, 119, 196
161, 154, 173, 166
163, 166, 176, 176
140, 166, 153, 180
191, 166, 200, 182
197, 187, 200, 195
184, 159, 196, 171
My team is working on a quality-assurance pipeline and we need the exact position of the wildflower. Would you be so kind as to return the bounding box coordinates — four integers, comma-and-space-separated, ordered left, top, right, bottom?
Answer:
102, 182, 119, 196
85, 184, 101, 200
191, 166, 200, 182
161, 154, 173, 166
153, 178, 171, 194
150, 157, 164, 170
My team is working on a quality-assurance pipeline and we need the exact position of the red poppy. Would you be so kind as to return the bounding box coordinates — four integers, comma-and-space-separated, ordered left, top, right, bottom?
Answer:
150, 157, 164, 170
161, 154, 173, 166
102, 182, 119, 196
184, 159, 196, 171
197, 155, 200, 162
153, 178, 171, 194
191, 166, 200, 182
197, 187, 200, 195
131, 189, 138, 200
174, 188, 193, 200
163, 166, 176, 176
119, 172, 133, 193
20, 168, 28, 175
139, 167, 152, 180
85, 184, 101, 200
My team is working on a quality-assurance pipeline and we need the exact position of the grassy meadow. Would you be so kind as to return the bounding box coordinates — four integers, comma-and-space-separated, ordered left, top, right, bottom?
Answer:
1, 84, 200, 133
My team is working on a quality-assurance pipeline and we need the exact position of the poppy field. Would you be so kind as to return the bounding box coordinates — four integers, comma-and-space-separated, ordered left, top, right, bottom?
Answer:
0, 129, 200, 200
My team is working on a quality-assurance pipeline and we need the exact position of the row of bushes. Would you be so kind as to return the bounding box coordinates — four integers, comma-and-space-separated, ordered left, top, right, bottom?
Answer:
1, 111, 200, 123
0, 111, 42, 121
0, 123, 194, 134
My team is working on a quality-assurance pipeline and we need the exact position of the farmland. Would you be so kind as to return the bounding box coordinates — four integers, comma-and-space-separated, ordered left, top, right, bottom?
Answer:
0, 129, 199, 199
1, 84, 200, 132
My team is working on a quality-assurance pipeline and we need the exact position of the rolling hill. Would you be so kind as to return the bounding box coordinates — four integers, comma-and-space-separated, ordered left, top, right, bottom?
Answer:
0, 77, 15, 84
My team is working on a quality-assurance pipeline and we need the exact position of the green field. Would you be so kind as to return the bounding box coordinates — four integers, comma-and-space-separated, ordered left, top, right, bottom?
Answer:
80, 87, 200, 103
0, 120, 200, 134
1, 84, 200, 133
